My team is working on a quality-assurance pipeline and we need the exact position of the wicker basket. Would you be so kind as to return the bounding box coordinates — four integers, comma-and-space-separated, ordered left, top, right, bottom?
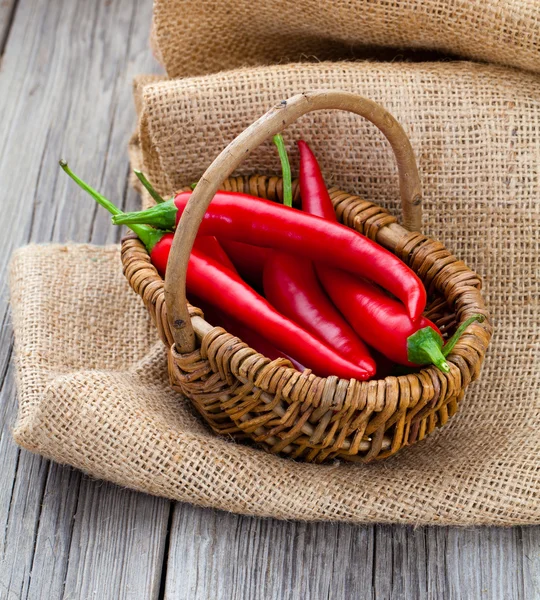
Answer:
121, 91, 492, 463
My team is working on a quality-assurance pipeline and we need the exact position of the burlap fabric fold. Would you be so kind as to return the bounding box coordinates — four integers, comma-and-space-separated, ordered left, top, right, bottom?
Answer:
11, 60, 540, 525
152, 0, 540, 77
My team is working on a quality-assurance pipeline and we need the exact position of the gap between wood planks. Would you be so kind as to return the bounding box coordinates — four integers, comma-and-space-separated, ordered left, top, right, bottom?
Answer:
0, 0, 19, 58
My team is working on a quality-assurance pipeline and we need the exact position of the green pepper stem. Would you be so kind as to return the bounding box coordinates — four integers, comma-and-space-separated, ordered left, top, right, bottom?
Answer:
134, 170, 165, 204
60, 160, 122, 216
407, 326, 450, 373
273, 134, 292, 207
407, 314, 486, 373
59, 160, 164, 252
112, 199, 177, 230
419, 337, 450, 373
442, 314, 485, 357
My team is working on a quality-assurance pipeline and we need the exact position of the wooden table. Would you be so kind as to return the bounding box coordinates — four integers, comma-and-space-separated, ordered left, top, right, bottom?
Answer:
0, 1, 538, 598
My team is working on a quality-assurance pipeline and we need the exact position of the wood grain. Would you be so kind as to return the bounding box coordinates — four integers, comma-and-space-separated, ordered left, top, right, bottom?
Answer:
163, 504, 540, 600
522, 527, 540, 599
0, 363, 49, 600
61, 480, 170, 600
0, 0, 166, 598
0, 0, 539, 599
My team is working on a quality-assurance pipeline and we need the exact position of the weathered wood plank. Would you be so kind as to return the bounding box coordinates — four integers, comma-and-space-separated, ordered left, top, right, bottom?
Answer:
0, 0, 166, 598
20, 465, 81, 600
0, 362, 50, 600
373, 524, 429, 599
61, 480, 170, 600
163, 503, 377, 600
522, 526, 540, 599
164, 504, 539, 600
441, 527, 525, 600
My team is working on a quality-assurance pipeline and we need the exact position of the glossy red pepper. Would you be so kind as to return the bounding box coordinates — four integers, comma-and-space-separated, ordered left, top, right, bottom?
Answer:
298, 140, 337, 221
263, 135, 375, 377
263, 253, 375, 376
60, 161, 373, 380
218, 239, 269, 288
186, 249, 373, 379
113, 190, 426, 320
146, 232, 237, 278
159, 244, 307, 372
159, 236, 302, 370
297, 140, 458, 371
145, 235, 371, 378
146, 232, 173, 276
318, 268, 444, 367
214, 237, 393, 377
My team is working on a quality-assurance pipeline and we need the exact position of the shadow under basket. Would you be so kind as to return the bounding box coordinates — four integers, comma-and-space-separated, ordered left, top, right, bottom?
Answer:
121, 91, 492, 463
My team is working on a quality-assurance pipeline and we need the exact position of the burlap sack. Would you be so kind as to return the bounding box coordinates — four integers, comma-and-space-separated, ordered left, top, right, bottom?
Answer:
11, 59, 540, 525
152, 0, 540, 77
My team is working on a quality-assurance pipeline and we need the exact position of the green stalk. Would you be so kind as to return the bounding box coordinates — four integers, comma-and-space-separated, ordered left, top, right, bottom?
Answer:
112, 199, 177, 229
273, 134, 292, 207
59, 160, 165, 252
442, 314, 485, 357
407, 314, 485, 373
133, 170, 165, 204
407, 327, 450, 373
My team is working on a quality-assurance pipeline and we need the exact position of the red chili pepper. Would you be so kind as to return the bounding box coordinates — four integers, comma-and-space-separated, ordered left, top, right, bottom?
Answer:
145, 232, 237, 278
297, 140, 485, 372
58, 161, 238, 279
113, 191, 426, 320
159, 236, 303, 370
158, 242, 305, 371
186, 249, 373, 379
263, 134, 375, 377
204, 240, 389, 377
318, 268, 443, 367
60, 161, 373, 380
190, 236, 237, 274
263, 253, 375, 375
218, 239, 269, 288
144, 232, 172, 276
298, 140, 337, 221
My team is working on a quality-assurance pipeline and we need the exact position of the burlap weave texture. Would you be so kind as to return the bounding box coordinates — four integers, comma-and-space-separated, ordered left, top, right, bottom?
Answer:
10, 60, 540, 525
152, 0, 540, 77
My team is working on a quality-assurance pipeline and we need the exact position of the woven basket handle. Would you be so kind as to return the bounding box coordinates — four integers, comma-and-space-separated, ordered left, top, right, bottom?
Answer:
165, 90, 423, 352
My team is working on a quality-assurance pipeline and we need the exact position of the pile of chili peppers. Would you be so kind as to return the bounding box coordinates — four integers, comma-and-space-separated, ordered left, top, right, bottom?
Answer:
60, 137, 482, 380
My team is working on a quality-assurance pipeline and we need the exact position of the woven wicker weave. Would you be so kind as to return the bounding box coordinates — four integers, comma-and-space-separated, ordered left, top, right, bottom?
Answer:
120, 91, 491, 463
